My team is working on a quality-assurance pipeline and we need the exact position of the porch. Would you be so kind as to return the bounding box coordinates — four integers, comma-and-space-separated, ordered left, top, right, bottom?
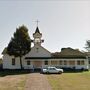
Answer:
23, 59, 88, 70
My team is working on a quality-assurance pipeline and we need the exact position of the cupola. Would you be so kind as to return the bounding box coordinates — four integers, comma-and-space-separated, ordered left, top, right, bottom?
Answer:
33, 27, 44, 46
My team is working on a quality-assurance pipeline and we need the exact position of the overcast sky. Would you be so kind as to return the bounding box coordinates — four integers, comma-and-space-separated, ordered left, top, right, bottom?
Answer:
0, 0, 90, 57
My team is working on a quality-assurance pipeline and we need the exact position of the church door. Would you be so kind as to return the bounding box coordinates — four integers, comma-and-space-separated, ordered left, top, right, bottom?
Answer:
33, 61, 42, 69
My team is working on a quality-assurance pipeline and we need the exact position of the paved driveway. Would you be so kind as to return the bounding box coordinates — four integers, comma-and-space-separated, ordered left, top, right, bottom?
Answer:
25, 73, 51, 90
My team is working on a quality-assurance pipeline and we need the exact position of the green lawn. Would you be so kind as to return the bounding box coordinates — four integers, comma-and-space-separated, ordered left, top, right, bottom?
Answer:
47, 71, 90, 90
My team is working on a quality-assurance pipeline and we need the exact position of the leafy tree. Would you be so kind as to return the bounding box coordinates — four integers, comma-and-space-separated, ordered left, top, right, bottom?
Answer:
85, 40, 90, 52
7, 25, 31, 69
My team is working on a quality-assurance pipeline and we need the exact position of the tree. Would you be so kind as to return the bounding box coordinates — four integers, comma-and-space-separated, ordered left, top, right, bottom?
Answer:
7, 25, 31, 69
85, 40, 90, 52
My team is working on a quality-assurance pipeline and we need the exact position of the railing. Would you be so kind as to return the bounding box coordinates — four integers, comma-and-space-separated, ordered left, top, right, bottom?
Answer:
24, 65, 34, 69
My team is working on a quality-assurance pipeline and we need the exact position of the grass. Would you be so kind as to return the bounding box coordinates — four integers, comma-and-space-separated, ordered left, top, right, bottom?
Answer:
0, 70, 30, 90
47, 71, 90, 90
0, 70, 90, 90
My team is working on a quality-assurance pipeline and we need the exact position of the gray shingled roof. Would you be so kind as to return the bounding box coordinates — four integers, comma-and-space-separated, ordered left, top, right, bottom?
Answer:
2, 47, 7, 54
52, 48, 86, 58
2, 47, 87, 59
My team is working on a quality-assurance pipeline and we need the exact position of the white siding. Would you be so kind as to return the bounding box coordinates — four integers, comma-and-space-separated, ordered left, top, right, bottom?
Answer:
23, 59, 33, 69
75, 59, 89, 69
2, 54, 34, 69
2, 54, 89, 70
3, 54, 21, 69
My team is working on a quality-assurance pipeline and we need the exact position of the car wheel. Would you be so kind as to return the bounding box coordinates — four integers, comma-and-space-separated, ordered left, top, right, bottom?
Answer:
46, 71, 49, 74
58, 71, 62, 74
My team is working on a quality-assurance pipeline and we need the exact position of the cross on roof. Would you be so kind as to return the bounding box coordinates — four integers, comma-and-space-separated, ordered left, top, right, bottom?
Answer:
35, 20, 40, 26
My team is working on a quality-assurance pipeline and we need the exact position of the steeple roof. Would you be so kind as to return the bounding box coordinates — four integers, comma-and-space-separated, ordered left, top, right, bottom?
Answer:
33, 27, 42, 36
35, 27, 40, 34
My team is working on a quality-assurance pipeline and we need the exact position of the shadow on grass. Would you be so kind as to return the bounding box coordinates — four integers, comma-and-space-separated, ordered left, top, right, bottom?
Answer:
63, 69, 89, 73
0, 69, 89, 77
43, 70, 89, 75
0, 69, 31, 77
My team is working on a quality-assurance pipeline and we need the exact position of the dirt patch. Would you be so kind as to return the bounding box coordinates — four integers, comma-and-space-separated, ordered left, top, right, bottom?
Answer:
0, 74, 26, 90
25, 73, 51, 90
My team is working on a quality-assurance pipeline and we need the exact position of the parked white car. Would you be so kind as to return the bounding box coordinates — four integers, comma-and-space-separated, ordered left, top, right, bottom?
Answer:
42, 67, 63, 74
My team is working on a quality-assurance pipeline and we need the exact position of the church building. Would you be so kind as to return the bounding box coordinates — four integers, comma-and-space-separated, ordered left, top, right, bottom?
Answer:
2, 26, 89, 70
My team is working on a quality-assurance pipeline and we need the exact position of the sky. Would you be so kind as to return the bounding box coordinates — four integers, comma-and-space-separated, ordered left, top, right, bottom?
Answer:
0, 0, 90, 58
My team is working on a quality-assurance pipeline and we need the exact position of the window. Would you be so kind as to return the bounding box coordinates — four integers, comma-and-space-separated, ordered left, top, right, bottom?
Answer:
35, 38, 40, 43
89, 61, 90, 64
12, 58, 15, 65
64, 60, 67, 65
51, 61, 57, 65
77, 61, 80, 65
77, 60, 84, 65
59, 60, 63, 65
44, 61, 48, 65
69, 61, 75, 65
27, 61, 31, 65
81, 61, 84, 65
49, 68, 56, 70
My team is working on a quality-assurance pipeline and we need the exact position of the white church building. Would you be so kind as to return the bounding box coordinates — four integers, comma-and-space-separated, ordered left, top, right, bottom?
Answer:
2, 27, 89, 70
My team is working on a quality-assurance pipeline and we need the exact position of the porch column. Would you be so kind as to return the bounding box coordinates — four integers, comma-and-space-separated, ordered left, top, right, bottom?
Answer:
49, 60, 51, 66
75, 60, 77, 68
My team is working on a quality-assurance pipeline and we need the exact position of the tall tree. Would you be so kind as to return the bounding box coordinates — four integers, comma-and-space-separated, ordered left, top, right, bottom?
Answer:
85, 40, 90, 52
7, 25, 31, 69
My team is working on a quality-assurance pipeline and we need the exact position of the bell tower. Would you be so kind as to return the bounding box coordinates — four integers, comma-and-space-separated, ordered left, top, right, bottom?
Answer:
32, 27, 44, 46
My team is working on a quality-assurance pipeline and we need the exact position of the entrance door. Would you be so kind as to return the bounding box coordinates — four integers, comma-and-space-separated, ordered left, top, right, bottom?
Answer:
33, 61, 42, 69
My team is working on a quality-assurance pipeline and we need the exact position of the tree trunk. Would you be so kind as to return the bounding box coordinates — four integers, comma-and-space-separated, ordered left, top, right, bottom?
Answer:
20, 56, 23, 69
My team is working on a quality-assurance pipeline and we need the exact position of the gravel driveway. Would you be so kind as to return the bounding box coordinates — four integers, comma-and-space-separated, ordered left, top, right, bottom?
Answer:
25, 73, 52, 90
